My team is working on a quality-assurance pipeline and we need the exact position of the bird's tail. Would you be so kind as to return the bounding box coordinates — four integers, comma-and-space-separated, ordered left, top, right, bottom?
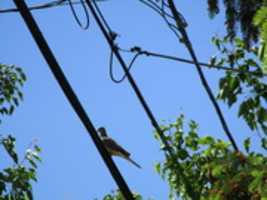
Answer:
126, 157, 141, 169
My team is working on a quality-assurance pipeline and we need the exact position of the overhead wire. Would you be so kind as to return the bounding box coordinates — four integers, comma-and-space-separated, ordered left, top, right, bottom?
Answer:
12, 1, 135, 200
109, 50, 141, 84
138, 0, 239, 151
8, 0, 243, 198
0, 0, 108, 14
3, 0, 260, 77
91, 0, 112, 33
92, 0, 141, 84
139, 0, 181, 39
84, 0, 196, 199
165, 0, 239, 151
67, 0, 90, 30
86, 0, 176, 158
118, 46, 263, 76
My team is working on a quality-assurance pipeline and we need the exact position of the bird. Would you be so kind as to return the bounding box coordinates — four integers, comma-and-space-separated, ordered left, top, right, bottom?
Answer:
97, 127, 141, 169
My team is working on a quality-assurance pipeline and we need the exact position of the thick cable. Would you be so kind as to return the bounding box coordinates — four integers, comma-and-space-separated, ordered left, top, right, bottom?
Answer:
86, 0, 174, 164
166, 0, 239, 151
0, 0, 108, 14
12, 1, 135, 199
84, 0, 196, 199
140, 0, 239, 151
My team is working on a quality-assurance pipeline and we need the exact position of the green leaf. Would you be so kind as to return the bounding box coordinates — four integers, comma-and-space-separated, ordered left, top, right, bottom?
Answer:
261, 138, 267, 150
8, 105, 14, 115
177, 149, 188, 160
2, 135, 19, 164
199, 136, 215, 145
209, 56, 217, 67
211, 165, 224, 177
34, 145, 41, 153
234, 38, 245, 48
244, 137, 251, 153
154, 163, 161, 174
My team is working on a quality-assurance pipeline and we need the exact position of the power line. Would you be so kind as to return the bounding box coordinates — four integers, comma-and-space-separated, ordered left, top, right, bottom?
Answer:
119, 46, 263, 76
12, 1, 135, 200
3, 1, 262, 76
109, 45, 263, 85
165, 0, 239, 151
67, 0, 90, 30
139, 0, 238, 152
84, 1, 196, 199
0, 0, 107, 14
109, 50, 141, 84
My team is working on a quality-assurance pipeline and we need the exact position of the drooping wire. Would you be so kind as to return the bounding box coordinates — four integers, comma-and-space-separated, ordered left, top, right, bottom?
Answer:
84, 1, 196, 199
91, 0, 112, 33
139, 0, 181, 39
92, 0, 132, 84
163, 0, 239, 151
109, 49, 141, 84
67, 0, 90, 30
13, 1, 135, 200
118, 46, 263, 75
86, 0, 178, 161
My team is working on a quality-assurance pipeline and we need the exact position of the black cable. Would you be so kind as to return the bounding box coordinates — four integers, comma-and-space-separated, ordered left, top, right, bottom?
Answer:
139, 0, 182, 40
91, 0, 112, 33
67, 0, 90, 30
139, 0, 174, 19
119, 46, 262, 76
165, 0, 239, 151
109, 50, 141, 84
0, 0, 108, 14
85, 0, 175, 161
12, 1, 135, 200
140, 0, 239, 152
84, 1, 195, 199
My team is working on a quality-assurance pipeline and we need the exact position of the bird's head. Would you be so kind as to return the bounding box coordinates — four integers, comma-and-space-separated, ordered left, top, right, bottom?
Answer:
97, 127, 107, 137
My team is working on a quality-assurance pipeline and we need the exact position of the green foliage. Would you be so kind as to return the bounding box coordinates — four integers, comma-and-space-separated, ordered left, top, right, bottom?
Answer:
254, 6, 267, 47
254, 6, 267, 73
154, 115, 267, 200
207, 0, 262, 48
0, 64, 41, 200
210, 36, 267, 135
101, 190, 144, 200
0, 64, 26, 120
0, 135, 41, 200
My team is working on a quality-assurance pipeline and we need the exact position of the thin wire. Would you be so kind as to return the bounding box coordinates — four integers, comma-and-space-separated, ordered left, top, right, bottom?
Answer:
165, 0, 239, 151
0, 0, 108, 14
109, 50, 141, 84
67, 0, 90, 30
12, 1, 135, 199
141, 0, 174, 19
87, 0, 182, 163
118, 46, 263, 76
139, 0, 182, 39
91, 0, 113, 34
84, 1, 195, 199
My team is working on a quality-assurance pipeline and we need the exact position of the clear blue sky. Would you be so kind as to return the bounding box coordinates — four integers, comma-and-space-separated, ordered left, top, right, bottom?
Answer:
1, 1, 261, 199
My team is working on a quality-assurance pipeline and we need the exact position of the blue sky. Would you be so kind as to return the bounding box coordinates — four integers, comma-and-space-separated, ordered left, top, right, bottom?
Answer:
1, 1, 262, 199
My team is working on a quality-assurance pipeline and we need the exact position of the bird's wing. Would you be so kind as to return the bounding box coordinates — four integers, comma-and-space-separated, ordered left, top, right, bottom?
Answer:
102, 137, 131, 157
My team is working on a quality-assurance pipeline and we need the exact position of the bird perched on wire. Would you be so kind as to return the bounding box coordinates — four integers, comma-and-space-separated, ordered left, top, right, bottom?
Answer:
98, 127, 141, 169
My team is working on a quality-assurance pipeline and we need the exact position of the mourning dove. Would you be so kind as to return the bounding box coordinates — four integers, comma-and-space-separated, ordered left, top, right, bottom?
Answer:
98, 127, 141, 169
